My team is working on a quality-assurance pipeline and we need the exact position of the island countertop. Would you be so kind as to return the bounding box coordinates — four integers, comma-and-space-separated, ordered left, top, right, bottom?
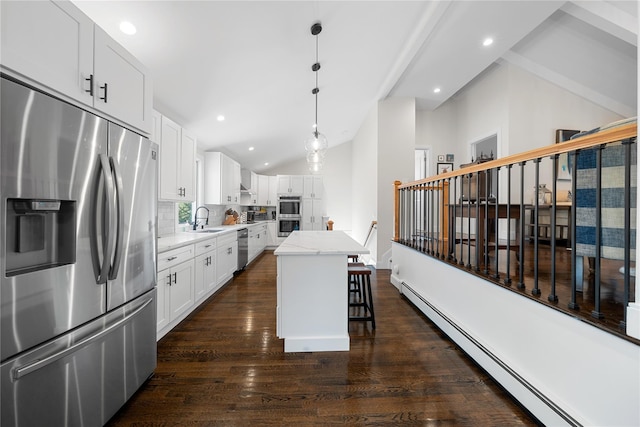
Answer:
274, 230, 368, 256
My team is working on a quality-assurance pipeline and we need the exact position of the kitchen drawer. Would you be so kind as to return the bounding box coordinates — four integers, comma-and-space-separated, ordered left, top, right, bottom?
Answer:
158, 244, 194, 271
217, 232, 237, 247
195, 238, 216, 256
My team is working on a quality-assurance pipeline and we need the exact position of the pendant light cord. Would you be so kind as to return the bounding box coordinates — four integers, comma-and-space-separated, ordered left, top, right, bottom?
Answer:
314, 31, 319, 136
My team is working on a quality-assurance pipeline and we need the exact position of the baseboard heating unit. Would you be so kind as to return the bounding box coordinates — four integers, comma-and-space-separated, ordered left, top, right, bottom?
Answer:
399, 280, 580, 427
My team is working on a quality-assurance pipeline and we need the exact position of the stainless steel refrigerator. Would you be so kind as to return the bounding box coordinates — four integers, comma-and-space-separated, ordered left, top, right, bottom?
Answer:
0, 76, 158, 426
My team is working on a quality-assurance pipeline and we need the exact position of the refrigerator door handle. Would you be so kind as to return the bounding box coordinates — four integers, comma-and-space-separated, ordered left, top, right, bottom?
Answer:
108, 156, 125, 280
97, 154, 116, 284
12, 297, 154, 380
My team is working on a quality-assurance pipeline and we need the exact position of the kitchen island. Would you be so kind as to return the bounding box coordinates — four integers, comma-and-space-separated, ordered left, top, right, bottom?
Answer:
274, 231, 369, 352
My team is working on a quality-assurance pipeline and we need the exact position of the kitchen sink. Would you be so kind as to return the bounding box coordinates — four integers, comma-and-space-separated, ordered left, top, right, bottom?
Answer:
194, 229, 224, 234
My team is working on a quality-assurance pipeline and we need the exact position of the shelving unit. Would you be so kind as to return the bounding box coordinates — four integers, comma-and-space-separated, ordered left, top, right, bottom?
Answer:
524, 204, 572, 246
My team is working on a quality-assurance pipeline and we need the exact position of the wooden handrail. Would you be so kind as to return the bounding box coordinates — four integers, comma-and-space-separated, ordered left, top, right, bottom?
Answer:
398, 122, 637, 189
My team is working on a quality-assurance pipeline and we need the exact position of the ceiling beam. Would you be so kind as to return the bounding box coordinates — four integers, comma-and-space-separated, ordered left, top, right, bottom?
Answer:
374, 0, 453, 103
561, 0, 637, 46
500, 51, 636, 118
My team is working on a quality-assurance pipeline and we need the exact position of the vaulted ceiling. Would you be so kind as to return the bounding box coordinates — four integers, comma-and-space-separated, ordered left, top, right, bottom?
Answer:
73, 1, 637, 173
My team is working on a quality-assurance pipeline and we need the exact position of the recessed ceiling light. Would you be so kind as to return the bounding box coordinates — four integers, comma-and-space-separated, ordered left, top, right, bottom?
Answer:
482, 37, 494, 47
217, 115, 225, 122
264, 162, 269, 166
433, 87, 441, 94
119, 21, 136, 35
248, 147, 254, 151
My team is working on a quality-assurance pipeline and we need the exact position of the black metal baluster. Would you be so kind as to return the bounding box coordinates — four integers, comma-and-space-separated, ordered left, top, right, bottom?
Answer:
592, 145, 605, 319
548, 154, 558, 302
436, 180, 441, 258
518, 161, 526, 290
430, 184, 435, 255
418, 184, 423, 252
568, 151, 580, 310
483, 171, 489, 275
532, 158, 541, 296
461, 176, 466, 266
475, 173, 480, 271
494, 167, 500, 280
620, 138, 634, 329
411, 186, 416, 249
467, 173, 472, 268
416, 183, 429, 253
415, 185, 420, 251
452, 177, 457, 262
505, 164, 512, 285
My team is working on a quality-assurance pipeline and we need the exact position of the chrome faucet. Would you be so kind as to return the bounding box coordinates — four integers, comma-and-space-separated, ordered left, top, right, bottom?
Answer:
193, 206, 210, 230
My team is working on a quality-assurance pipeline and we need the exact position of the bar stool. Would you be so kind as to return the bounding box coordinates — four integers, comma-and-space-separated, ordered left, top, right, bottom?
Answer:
348, 261, 364, 299
348, 264, 375, 329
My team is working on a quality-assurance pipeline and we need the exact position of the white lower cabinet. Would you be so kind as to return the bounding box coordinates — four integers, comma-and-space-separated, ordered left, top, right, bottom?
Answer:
194, 237, 217, 301
266, 222, 277, 248
156, 244, 195, 337
248, 223, 267, 263
216, 233, 238, 287
168, 260, 195, 322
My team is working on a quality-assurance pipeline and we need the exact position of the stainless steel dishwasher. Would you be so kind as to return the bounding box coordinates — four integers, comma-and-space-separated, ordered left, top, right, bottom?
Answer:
237, 228, 248, 271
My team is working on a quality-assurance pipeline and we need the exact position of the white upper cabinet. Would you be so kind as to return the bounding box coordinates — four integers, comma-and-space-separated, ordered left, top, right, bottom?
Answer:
303, 176, 324, 199
93, 27, 152, 133
1, 1, 94, 105
257, 175, 270, 206
268, 176, 278, 206
159, 115, 195, 202
0, 0, 152, 134
179, 129, 196, 201
277, 175, 304, 195
205, 152, 241, 205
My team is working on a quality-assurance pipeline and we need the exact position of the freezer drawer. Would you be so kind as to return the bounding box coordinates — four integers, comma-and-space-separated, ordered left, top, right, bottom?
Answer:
0, 289, 157, 427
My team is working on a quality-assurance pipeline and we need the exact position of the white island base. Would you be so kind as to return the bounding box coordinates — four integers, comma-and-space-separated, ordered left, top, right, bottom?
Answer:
275, 231, 368, 352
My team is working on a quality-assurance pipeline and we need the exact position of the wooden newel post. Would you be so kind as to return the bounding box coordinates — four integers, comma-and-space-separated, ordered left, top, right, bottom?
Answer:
394, 180, 402, 242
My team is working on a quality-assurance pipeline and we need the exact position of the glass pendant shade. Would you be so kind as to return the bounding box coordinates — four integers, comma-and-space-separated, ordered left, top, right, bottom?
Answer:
304, 130, 328, 153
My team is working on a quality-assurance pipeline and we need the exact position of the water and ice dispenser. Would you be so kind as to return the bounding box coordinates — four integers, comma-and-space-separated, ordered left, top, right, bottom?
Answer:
6, 199, 76, 277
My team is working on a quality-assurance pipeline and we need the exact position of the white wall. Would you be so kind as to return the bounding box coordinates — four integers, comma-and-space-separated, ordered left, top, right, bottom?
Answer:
377, 97, 415, 267
351, 104, 379, 252
265, 140, 354, 233
507, 63, 624, 198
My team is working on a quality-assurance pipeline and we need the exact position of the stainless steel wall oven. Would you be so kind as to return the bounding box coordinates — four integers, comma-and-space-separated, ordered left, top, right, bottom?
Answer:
277, 196, 301, 237
278, 217, 301, 237
278, 196, 301, 215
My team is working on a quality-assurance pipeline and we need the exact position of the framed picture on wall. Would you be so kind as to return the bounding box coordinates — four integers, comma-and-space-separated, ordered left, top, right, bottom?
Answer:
437, 155, 445, 162
437, 162, 453, 174
556, 129, 581, 180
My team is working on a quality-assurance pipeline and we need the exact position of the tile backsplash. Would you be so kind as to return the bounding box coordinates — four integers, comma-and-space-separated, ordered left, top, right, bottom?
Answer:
158, 201, 175, 237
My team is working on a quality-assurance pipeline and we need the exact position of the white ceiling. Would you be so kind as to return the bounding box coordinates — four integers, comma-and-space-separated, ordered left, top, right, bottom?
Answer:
72, 0, 637, 173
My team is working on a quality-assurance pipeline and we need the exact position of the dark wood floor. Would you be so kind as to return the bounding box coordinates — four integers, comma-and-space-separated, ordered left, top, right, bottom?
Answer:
107, 251, 538, 426
449, 239, 636, 337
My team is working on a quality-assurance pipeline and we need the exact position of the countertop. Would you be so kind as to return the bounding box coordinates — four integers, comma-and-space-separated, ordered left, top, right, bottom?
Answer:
274, 230, 368, 256
158, 221, 273, 253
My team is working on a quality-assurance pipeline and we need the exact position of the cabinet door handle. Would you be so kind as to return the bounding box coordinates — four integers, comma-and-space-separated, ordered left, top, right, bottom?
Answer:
99, 82, 108, 103
204, 244, 212, 248
167, 256, 177, 261
85, 74, 94, 96
227, 247, 232, 254
166, 274, 172, 285
173, 272, 177, 284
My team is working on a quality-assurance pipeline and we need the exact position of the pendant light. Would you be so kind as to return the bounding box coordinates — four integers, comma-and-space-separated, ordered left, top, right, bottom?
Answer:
305, 22, 328, 173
